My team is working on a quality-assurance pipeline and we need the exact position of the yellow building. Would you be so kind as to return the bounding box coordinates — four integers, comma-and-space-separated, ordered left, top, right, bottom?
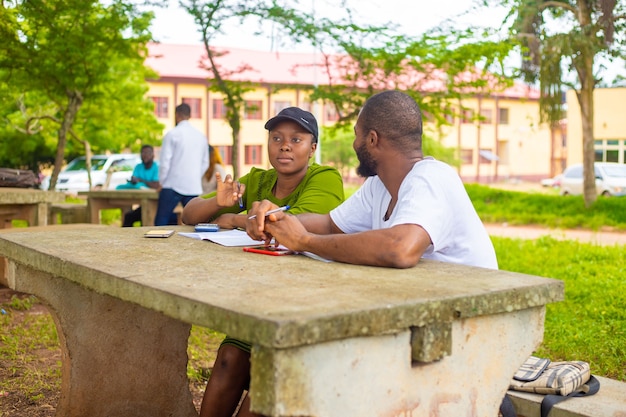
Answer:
145, 43, 561, 183
566, 87, 626, 165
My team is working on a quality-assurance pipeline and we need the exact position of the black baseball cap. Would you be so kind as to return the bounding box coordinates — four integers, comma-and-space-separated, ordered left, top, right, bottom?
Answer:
264, 107, 318, 142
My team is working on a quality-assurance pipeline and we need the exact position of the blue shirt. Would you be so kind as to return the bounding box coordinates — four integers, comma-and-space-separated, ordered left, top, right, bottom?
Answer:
116, 162, 159, 190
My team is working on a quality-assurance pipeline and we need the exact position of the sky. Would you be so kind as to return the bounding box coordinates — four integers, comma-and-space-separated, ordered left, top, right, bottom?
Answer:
148, 0, 624, 84
149, 0, 508, 51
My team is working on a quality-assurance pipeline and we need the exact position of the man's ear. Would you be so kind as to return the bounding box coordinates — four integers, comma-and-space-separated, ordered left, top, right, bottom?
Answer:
368, 129, 379, 147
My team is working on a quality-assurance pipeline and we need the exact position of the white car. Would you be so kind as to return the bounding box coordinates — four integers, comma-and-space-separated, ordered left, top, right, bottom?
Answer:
41, 154, 141, 193
560, 162, 626, 197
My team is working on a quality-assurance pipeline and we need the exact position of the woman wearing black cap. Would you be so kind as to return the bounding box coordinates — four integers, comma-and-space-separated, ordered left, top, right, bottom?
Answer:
183, 107, 344, 417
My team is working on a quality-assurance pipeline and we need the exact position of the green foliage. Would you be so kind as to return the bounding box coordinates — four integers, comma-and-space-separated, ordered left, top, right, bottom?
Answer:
466, 183, 626, 230
493, 236, 626, 380
320, 125, 357, 176
0, 0, 162, 176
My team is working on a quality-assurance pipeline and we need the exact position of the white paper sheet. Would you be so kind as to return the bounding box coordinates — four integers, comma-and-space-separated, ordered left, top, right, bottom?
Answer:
178, 229, 262, 247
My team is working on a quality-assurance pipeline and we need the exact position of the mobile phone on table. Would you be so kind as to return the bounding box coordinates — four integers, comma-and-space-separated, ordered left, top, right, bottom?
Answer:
243, 245, 294, 256
195, 223, 219, 232
144, 229, 175, 238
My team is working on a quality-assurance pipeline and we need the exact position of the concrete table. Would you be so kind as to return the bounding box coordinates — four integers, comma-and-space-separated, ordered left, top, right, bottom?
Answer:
0, 225, 564, 417
0, 188, 66, 228
79, 189, 159, 226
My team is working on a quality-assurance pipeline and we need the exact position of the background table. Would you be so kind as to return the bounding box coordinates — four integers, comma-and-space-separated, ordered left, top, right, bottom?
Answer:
0, 188, 66, 228
79, 189, 159, 226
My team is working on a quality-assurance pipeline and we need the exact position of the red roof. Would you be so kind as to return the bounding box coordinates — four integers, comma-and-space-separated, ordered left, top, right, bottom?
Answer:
146, 43, 539, 99
146, 43, 322, 85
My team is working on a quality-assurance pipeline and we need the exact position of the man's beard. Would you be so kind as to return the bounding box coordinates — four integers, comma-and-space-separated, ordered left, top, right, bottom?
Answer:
356, 141, 377, 177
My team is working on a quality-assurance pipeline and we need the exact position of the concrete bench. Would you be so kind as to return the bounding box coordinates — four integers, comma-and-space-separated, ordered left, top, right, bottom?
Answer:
0, 225, 564, 417
48, 203, 89, 224
506, 376, 626, 417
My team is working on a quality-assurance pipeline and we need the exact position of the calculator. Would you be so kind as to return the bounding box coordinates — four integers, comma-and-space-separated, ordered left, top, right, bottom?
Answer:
195, 223, 219, 232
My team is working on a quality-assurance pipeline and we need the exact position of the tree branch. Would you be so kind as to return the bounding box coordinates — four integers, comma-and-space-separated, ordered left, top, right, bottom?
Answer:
538, 1, 577, 15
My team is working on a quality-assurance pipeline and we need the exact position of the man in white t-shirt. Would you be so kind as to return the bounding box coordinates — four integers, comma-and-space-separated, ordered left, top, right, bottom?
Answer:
249, 90, 497, 270
155, 103, 209, 226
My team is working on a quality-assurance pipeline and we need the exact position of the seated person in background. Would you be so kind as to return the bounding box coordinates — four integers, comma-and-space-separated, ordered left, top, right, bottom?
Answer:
201, 144, 227, 195
116, 144, 160, 227
182, 107, 345, 417
250, 90, 498, 271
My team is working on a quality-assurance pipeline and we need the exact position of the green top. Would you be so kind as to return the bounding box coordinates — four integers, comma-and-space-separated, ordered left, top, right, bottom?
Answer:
203, 163, 345, 220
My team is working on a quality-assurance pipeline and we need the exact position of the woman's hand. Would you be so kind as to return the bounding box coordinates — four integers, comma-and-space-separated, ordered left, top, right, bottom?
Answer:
213, 213, 240, 230
215, 172, 244, 208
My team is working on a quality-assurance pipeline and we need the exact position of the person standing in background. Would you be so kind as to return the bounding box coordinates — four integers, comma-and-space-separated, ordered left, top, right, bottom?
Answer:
155, 103, 209, 226
117, 144, 160, 227
202, 145, 227, 195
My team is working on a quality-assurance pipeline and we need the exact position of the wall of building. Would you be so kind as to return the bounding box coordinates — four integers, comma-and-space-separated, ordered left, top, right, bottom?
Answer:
567, 87, 626, 166
436, 96, 559, 183
147, 79, 559, 184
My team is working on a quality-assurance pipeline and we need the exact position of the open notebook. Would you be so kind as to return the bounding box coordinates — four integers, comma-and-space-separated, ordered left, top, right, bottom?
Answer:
179, 229, 330, 262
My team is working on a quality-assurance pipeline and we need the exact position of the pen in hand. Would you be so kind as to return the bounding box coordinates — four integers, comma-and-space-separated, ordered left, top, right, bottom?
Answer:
248, 205, 290, 220
237, 181, 244, 208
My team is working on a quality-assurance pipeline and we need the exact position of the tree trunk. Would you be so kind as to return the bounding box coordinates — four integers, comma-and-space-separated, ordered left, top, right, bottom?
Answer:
577, 56, 596, 208
231, 127, 241, 179
48, 91, 84, 190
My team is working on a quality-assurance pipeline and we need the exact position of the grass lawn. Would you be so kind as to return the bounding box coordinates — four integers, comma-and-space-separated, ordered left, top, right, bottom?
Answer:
1, 182, 624, 416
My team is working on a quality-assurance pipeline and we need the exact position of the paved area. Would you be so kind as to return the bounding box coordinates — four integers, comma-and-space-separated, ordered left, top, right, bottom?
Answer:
484, 223, 626, 246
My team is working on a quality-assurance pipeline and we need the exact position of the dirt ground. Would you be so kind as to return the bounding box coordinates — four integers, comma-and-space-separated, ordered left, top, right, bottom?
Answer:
0, 286, 207, 417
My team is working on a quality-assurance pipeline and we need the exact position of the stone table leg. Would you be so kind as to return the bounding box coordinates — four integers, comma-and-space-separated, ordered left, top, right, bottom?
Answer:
87, 198, 103, 224
141, 198, 158, 226
5, 262, 197, 417
35, 202, 48, 226
251, 307, 546, 417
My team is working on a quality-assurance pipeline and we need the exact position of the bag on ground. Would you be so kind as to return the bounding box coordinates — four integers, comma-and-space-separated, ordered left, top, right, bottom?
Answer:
500, 356, 600, 417
510, 356, 591, 396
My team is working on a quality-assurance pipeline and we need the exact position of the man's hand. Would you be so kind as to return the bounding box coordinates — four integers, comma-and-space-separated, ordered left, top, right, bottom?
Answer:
264, 210, 310, 252
246, 200, 278, 243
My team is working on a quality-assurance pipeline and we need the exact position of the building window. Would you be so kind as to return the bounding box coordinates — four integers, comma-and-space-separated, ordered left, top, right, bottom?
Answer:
498, 108, 509, 125
216, 145, 232, 165
460, 149, 473, 165
479, 109, 493, 124
151, 97, 168, 118
245, 145, 263, 165
595, 139, 626, 163
182, 98, 202, 118
461, 109, 474, 124
244, 100, 263, 120
274, 101, 291, 115
212, 99, 227, 119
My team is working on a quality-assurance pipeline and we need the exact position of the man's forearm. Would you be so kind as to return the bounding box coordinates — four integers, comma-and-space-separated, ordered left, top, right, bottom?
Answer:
298, 213, 336, 234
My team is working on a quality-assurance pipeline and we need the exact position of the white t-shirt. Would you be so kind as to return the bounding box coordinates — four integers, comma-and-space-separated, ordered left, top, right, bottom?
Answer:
159, 120, 209, 196
330, 158, 498, 269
